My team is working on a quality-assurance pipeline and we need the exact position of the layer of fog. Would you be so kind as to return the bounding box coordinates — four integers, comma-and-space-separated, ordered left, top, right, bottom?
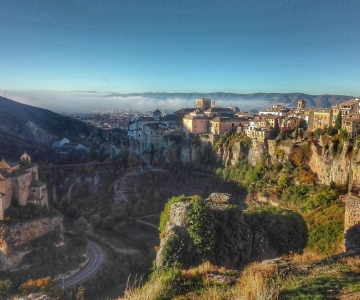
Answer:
1, 90, 269, 114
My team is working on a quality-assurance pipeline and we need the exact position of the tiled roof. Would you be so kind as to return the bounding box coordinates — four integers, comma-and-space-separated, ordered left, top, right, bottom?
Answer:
204, 107, 233, 113
0, 159, 19, 169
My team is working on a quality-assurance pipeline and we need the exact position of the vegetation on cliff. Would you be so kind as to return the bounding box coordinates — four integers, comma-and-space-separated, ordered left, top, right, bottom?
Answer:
156, 194, 307, 271
243, 206, 307, 256
158, 194, 249, 269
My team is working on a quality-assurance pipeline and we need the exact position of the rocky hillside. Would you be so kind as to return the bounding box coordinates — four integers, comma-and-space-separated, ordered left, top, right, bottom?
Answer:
0, 214, 64, 271
0, 96, 98, 158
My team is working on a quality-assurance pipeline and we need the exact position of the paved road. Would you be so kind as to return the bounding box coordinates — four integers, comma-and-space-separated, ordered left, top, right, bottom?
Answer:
61, 239, 105, 289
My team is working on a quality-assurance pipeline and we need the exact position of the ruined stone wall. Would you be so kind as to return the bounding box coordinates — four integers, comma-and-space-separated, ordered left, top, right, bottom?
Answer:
344, 195, 360, 251
344, 196, 360, 232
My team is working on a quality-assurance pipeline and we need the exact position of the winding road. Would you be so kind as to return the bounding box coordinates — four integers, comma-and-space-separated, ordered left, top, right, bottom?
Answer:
61, 239, 105, 289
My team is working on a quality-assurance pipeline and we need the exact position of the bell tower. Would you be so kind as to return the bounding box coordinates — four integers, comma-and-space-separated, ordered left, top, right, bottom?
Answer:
21, 151, 31, 163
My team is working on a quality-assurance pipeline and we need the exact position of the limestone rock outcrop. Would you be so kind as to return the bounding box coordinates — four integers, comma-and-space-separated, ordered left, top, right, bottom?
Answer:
156, 194, 252, 268
0, 215, 64, 271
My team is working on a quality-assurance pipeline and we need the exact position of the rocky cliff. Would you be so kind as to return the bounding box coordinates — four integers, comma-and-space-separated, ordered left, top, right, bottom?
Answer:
156, 193, 251, 268
0, 215, 64, 271
216, 136, 360, 187
156, 193, 307, 268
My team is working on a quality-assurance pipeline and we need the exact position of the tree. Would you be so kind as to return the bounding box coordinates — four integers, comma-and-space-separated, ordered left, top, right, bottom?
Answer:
0, 280, 12, 299
339, 129, 348, 141
19, 277, 61, 299
74, 217, 92, 235
325, 126, 337, 136
335, 112, 342, 130
294, 126, 298, 140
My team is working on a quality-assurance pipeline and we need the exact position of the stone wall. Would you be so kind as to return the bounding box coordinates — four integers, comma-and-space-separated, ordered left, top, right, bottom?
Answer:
344, 195, 360, 232
344, 194, 360, 251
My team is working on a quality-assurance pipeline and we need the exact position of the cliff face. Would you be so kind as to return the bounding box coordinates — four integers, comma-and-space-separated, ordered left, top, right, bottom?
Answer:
130, 132, 359, 187
0, 215, 64, 271
216, 137, 360, 186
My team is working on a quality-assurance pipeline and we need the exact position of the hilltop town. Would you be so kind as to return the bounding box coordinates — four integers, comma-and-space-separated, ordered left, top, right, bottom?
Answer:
122, 97, 360, 153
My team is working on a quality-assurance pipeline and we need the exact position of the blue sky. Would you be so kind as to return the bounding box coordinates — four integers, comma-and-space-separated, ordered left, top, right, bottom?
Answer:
0, 0, 360, 111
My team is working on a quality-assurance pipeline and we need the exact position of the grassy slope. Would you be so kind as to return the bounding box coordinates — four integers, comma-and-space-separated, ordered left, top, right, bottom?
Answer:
122, 256, 360, 300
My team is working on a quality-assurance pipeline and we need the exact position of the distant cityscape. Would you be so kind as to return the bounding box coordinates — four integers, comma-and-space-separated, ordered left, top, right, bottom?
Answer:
67, 97, 360, 148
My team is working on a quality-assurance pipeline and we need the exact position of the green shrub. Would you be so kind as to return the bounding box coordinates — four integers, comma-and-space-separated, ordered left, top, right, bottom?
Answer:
186, 198, 216, 262
162, 232, 187, 267
159, 195, 193, 235
307, 222, 343, 255
304, 201, 344, 256
244, 206, 307, 255
0, 280, 12, 299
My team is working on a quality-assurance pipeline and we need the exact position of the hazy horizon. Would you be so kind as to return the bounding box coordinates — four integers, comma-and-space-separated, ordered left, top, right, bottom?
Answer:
0, 90, 292, 114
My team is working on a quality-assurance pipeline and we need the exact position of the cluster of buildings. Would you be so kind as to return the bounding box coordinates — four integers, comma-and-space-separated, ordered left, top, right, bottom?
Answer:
178, 98, 308, 140
0, 152, 48, 220
127, 109, 182, 152
126, 97, 360, 148
69, 109, 158, 130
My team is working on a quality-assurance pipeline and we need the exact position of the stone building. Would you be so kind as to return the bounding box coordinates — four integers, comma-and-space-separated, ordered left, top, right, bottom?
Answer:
203, 107, 235, 118
195, 98, 212, 111
209, 117, 248, 135
297, 100, 306, 110
182, 109, 209, 134
332, 98, 360, 127
0, 152, 48, 220
259, 105, 290, 117
342, 114, 360, 139
279, 116, 301, 132
313, 108, 332, 130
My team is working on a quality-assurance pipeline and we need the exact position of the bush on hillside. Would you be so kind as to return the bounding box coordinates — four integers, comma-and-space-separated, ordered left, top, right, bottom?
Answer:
244, 206, 307, 255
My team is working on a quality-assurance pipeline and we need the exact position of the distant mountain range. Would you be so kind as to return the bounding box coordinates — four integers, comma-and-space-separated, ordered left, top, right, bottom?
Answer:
0, 96, 96, 160
106, 92, 354, 109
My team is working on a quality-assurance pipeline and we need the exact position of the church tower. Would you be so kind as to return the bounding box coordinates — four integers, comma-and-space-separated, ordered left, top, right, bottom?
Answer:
153, 108, 162, 121
21, 151, 31, 163
298, 100, 306, 110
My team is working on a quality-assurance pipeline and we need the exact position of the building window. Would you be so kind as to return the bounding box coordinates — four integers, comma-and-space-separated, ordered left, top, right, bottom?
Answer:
139, 134, 140, 137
